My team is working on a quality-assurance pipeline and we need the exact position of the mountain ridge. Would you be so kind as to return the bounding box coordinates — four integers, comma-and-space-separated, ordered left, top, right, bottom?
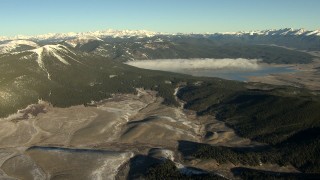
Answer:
1, 28, 319, 42
0, 29, 162, 42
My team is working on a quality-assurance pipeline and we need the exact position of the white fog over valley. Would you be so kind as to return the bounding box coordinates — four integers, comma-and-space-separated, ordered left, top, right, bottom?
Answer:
126, 58, 296, 81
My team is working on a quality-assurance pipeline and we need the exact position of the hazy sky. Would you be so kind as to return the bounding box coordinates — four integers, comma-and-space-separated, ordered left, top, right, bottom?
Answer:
1, 0, 320, 36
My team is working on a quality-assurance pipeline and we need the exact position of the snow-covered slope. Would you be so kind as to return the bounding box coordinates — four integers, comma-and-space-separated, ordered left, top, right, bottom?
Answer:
0, 40, 39, 54
26, 44, 82, 80
30, 44, 71, 66
65, 36, 103, 48
0, 29, 160, 42
215, 28, 320, 37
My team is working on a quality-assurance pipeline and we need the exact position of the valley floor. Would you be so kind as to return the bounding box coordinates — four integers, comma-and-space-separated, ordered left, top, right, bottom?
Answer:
0, 89, 300, 179
249, 51, 320, 91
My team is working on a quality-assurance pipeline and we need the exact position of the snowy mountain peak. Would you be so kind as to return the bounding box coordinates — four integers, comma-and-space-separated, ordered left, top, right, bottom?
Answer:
28, 44, 77, 80
1, 28, 319, 43
30, 45, 70, 66
30, 44, 72, 65
65, 36, 104, 48
215, 28, 319, 37
0, 40, 39, 54
0, 29, 161, 42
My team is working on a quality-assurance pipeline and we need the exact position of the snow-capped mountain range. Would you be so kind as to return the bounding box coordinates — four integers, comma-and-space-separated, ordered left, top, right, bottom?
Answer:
0, 28, 319, 62
0, 28, 319, 42
0, 29, 161, 42
217, 28, 320, 36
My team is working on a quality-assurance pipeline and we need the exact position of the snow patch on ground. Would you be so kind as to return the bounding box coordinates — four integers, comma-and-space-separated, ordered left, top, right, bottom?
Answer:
109, 75, 117, 78
30, 47, 51, 80
91, 152, 134, 180
0, 91, 12, 102
148, 148, 175, 161
176, 163, 208, 176
164, 80, 172, 84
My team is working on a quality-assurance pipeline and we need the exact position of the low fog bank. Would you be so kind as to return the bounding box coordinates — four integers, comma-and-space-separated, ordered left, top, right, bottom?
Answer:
126, 58, 261, 71
126, 58, 296, 81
